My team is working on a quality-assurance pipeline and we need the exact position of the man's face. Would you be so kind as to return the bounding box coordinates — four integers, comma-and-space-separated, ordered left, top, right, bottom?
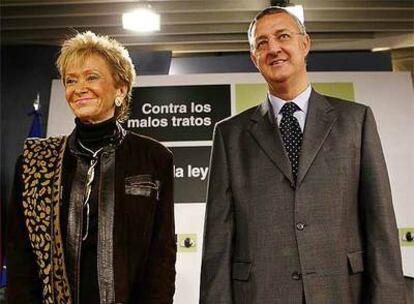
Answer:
250, 13, 310, 87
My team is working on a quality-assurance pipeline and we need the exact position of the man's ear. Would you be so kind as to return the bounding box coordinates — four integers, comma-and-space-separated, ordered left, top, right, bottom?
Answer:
250, 51, 259, 70
302, 34, 311, 57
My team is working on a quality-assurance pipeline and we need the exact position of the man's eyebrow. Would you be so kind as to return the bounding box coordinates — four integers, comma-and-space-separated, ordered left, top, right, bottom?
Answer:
255, 28, 291, 40
273, 28, 291, 34
255, 34, 268, 41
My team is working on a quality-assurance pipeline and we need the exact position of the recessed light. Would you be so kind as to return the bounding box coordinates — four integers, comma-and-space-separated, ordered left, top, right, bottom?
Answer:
122, 8, 160, 33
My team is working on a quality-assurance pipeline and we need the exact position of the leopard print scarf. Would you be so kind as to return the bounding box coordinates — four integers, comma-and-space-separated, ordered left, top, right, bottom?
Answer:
21, 136, 72, 304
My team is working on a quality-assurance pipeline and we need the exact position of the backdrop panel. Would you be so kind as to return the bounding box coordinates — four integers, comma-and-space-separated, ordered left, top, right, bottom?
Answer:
48, 72, 414, 303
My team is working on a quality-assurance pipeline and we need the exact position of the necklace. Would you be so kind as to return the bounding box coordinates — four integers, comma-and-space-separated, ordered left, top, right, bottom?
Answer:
77, 140, 103, 157
78, 139, 104, 241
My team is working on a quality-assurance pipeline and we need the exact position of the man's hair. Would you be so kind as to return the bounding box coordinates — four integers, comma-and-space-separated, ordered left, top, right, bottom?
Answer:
56, 31, 136, 122
247, 6, 307, 51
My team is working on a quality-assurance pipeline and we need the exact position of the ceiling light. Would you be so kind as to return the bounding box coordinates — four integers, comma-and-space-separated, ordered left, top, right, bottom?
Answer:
122, 8, 160, 32
270, 1, 305, 24
372, 47, 391, 52
285, 5, 304, 24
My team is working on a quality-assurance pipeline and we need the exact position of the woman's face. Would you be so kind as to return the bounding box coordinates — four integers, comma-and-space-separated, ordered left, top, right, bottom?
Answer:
63, 54, 126, 124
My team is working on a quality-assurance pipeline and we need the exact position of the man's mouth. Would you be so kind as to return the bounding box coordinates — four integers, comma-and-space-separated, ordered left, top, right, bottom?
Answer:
269, 59, 287, 66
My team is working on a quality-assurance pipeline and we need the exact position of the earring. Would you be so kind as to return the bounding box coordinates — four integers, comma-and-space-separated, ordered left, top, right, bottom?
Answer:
115, 96, 122, 107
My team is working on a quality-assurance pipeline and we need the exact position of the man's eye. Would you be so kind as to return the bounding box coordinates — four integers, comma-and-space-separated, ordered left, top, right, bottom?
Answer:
279, 33, 291, 40
256, 40, 268, 48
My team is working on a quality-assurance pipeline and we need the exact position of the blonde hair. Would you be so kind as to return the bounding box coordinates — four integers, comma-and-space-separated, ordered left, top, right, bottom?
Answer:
56, 31, 136, 122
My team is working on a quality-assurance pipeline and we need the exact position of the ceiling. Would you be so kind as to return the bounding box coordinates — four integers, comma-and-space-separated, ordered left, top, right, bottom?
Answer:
1, 0, 413, 55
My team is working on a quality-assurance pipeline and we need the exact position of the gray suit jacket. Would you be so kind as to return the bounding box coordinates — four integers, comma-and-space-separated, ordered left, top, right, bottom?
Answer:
200, 90, 406, 304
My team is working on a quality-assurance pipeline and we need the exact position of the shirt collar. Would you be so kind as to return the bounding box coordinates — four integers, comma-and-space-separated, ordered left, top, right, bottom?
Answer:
268, 85, 312, 116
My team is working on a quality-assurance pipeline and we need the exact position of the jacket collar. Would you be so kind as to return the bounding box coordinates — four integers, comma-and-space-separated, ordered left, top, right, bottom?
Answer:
249, 89, 337, 187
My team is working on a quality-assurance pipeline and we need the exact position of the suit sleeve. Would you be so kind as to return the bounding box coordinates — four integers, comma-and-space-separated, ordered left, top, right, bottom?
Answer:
200, 124, 234, 304
359, 107, 406, 303
136, 149, 176, 304
6, 156, 42, 304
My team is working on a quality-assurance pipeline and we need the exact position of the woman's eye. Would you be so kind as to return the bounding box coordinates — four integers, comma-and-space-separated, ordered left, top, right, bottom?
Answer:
86, 74, 98, 81
65, 78, 76, 85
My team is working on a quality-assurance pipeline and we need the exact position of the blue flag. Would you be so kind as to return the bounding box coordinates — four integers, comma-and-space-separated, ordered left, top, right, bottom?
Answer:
0, 198, 4, 287
0, 102, 43, 288
28, 109, 42, 137
0, 259, 5, 288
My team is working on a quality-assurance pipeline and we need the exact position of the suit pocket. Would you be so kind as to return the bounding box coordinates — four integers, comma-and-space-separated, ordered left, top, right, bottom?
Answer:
232, 261, 252, 281
347, 251, 364, 274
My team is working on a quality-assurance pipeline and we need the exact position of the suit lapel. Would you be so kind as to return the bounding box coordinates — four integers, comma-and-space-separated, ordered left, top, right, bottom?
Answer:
249, 100, 294, 185
297, 90, 337, 186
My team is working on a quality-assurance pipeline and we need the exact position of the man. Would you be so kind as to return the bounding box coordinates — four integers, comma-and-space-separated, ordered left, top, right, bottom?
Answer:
200, 6, 406, 304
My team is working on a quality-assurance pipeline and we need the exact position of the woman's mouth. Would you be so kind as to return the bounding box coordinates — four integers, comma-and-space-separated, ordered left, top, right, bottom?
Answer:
74, 97, 94, 105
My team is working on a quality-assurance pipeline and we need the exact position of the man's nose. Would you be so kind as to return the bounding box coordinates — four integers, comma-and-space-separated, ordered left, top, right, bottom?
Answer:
267, 37, 282, 53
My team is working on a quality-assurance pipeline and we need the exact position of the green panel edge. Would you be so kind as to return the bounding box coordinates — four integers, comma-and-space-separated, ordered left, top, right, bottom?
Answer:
177, 233, 198, 253
235, 82, 355, 114
399, 228, 414, 247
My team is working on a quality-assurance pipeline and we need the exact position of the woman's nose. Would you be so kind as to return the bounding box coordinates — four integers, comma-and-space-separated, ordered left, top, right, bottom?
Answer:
74, 79, 88, 94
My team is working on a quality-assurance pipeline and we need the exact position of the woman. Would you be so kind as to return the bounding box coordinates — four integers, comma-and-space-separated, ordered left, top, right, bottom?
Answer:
7, 31, 176, 304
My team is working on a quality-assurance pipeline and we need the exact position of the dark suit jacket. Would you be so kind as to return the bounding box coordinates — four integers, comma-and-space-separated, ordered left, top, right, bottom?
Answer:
200, 90, 406, 304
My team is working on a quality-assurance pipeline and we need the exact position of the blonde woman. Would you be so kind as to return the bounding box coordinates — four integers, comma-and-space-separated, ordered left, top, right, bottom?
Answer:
7, 31, 176, 304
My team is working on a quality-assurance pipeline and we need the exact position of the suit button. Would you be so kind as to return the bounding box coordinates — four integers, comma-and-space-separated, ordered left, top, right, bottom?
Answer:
296, 222, 305, 231
292, 272, 301, 280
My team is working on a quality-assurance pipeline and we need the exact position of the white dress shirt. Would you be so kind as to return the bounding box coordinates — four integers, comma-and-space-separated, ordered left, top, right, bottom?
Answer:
268, 85, 312, 132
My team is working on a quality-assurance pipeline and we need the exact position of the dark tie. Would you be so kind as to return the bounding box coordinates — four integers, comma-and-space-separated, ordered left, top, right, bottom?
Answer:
279, 102, 303, 181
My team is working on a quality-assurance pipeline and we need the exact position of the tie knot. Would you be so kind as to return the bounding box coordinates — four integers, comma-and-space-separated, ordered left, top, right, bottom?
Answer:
280, 102, 300, 116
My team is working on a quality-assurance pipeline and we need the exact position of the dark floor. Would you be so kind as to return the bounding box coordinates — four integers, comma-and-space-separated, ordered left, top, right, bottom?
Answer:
0, 278, 412, 303
406, 277, 414, 304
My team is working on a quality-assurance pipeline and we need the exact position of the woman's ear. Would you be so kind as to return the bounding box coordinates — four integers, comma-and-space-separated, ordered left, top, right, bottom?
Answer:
117, 85, 128, 99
